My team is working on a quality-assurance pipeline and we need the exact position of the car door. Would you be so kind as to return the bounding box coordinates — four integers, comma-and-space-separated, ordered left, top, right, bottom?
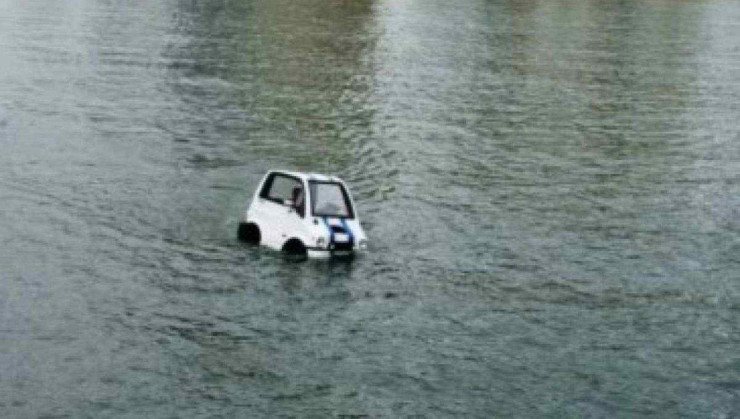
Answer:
256, 173, 307, 249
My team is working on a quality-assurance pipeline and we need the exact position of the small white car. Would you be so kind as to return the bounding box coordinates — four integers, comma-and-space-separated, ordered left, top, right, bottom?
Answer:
237, 170, 368, 258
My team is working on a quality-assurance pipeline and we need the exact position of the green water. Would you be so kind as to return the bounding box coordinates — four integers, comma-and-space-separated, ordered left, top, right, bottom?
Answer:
0, 0, 738, 416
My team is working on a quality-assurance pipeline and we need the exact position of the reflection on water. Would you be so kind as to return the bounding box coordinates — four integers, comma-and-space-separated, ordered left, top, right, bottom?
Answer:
166, 0, 379, 173
0, 0, 738, 416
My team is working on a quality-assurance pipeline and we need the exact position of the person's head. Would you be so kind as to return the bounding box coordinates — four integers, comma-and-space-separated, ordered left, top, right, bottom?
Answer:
291, 186, 304, 216
292, 186, 303, 203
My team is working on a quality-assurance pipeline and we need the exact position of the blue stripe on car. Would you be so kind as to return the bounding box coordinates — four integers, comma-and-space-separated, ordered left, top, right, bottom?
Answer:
339, 218, 354, 246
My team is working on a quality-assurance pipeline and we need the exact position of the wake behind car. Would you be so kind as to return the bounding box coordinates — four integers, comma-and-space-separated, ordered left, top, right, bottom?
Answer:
237, 170, 368, 258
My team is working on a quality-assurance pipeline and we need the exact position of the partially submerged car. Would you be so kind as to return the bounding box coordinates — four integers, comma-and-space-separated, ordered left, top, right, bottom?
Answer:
237, 170, 367, 258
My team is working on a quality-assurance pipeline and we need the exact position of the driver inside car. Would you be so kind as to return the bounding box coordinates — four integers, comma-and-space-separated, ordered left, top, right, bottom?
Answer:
291, 186, 305, 217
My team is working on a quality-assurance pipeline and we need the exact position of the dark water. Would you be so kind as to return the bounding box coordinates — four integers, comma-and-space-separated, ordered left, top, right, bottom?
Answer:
1, 0, 738, 416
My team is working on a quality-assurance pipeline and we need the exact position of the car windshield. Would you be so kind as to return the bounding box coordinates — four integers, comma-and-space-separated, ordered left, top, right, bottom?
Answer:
309, 181, 353, 218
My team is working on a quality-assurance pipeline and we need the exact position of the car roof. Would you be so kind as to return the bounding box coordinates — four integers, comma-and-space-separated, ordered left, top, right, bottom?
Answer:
270, 170, 342, 183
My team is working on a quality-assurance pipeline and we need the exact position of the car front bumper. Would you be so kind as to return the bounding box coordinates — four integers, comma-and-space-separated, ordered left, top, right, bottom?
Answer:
306, 246, 359, 259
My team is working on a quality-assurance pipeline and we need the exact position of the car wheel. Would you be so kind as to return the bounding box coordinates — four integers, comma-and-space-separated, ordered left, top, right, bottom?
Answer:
237, 222, 260, 244
282, 238, 307, 259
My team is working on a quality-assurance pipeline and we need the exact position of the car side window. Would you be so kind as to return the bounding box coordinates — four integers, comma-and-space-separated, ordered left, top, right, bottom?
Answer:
260, 173, 304, 216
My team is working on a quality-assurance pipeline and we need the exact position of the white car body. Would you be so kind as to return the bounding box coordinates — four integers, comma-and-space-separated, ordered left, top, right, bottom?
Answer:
238, 170, 367, 258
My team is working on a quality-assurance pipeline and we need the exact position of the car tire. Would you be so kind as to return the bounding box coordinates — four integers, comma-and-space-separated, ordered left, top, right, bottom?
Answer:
237, 222, 260, 244
282, 238, 307, 259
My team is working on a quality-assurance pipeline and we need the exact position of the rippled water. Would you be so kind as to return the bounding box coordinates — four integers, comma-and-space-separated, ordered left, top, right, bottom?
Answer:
1, 0, 738, 416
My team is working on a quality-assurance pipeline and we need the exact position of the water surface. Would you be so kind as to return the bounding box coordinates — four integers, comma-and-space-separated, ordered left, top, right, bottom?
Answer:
1, 0, 738, 416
